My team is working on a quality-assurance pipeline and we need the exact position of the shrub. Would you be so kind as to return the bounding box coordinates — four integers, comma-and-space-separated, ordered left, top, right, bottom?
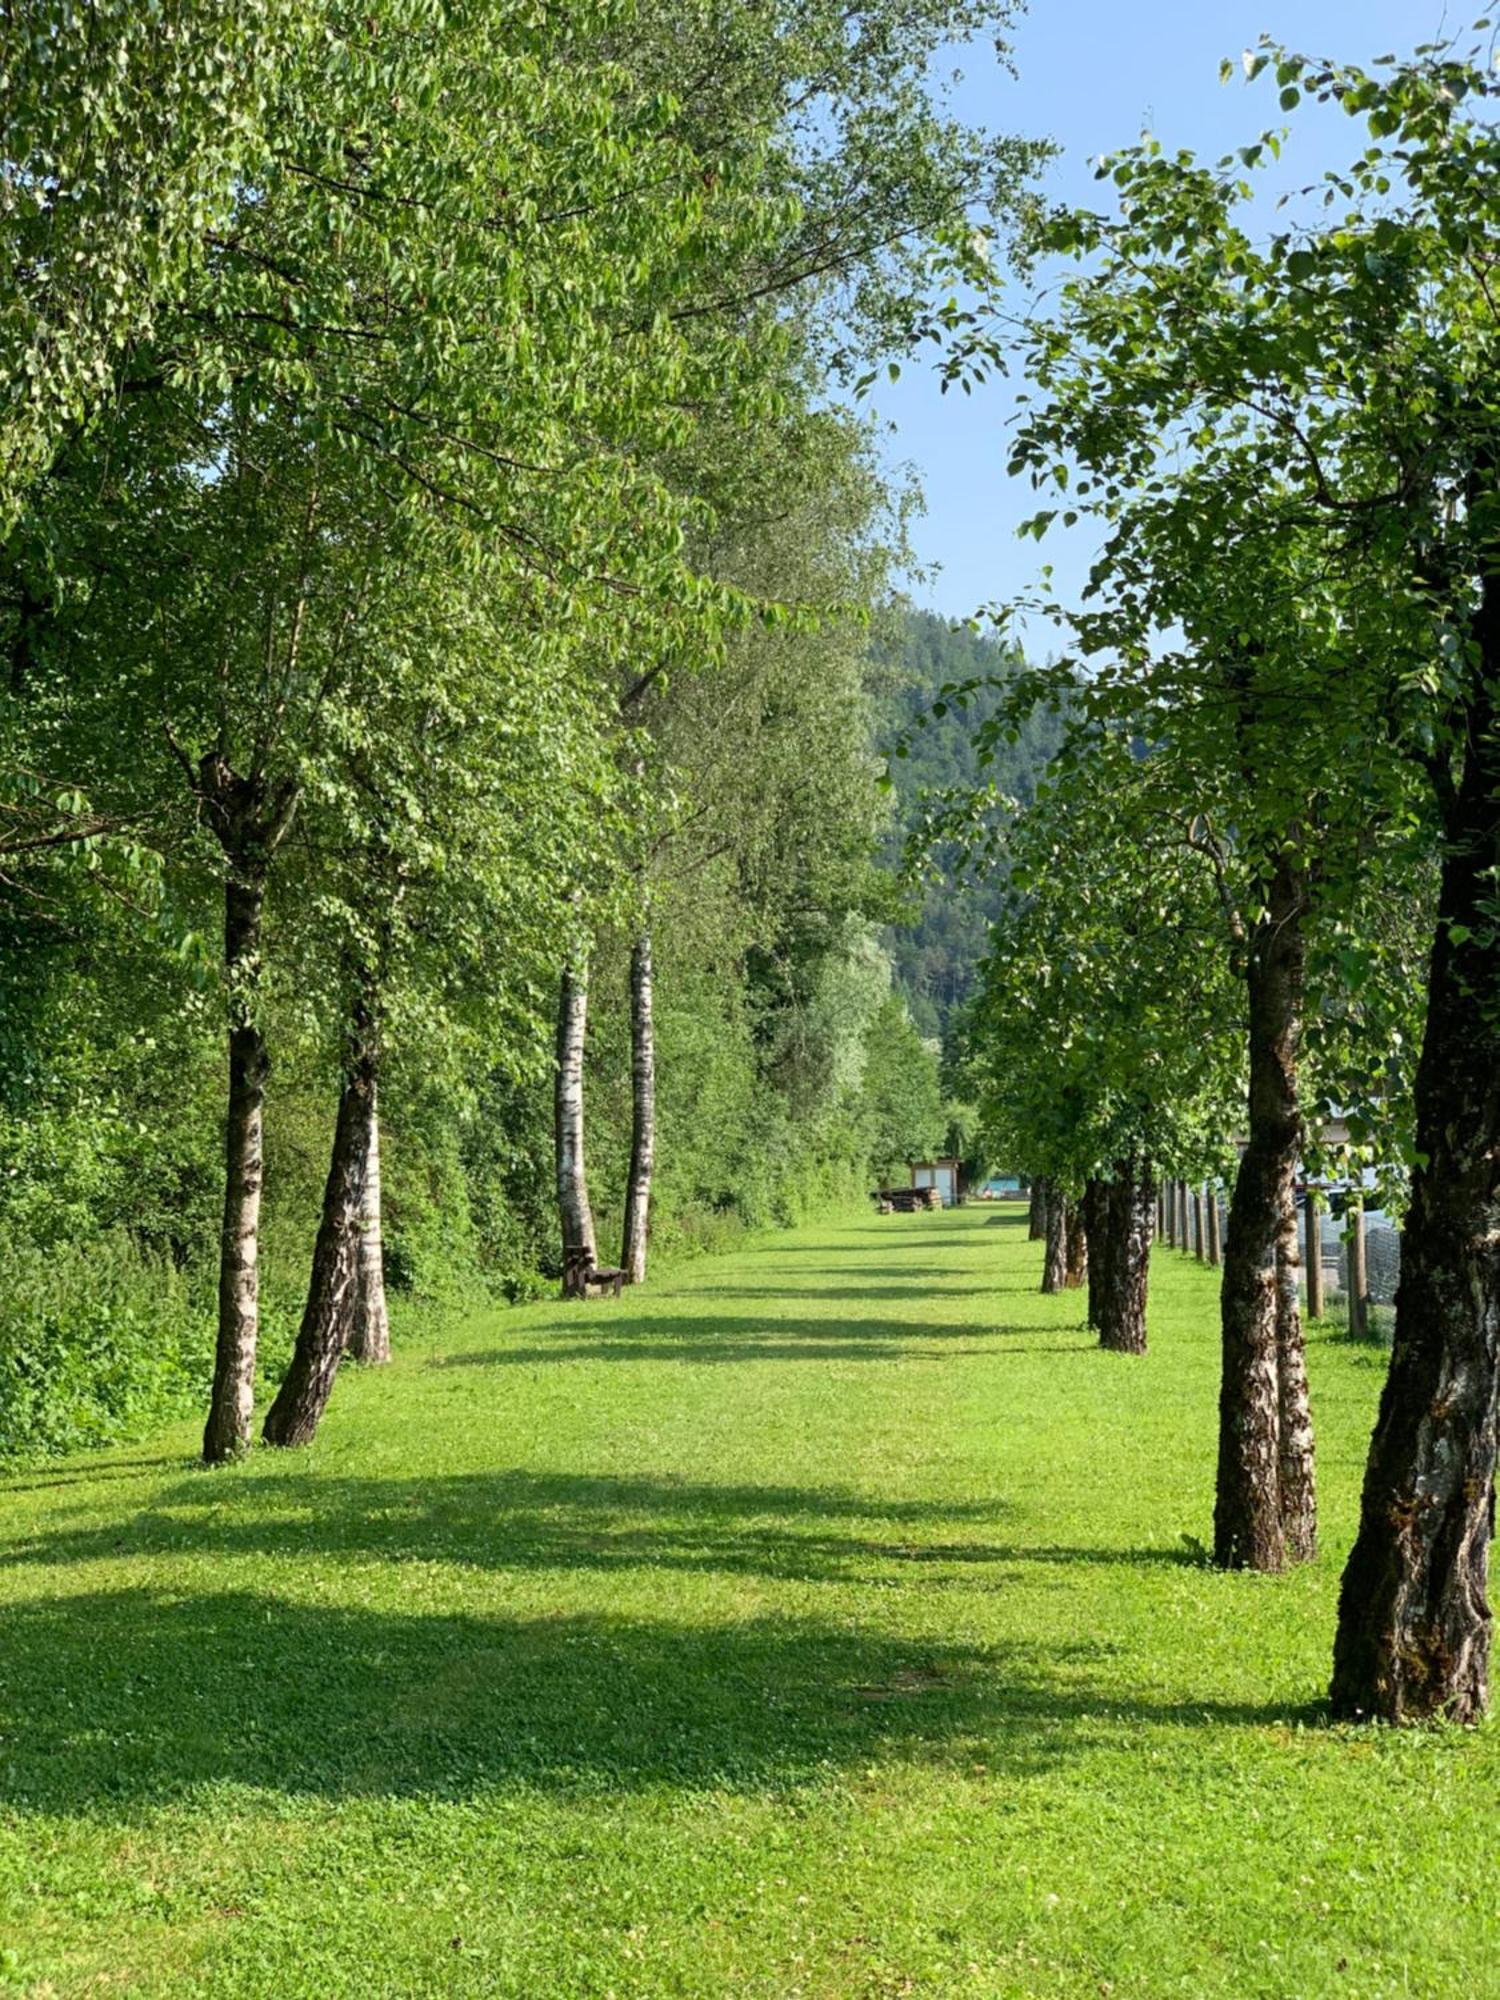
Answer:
0, 1231, 211, 1461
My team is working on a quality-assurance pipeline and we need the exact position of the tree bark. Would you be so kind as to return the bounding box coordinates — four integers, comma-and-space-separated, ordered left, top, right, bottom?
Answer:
1064, 1202, 1088, 1290
1213, 856, 1312, 1572
1028, 1180, 1046, 1240
203, 875, 271, 1463
193, 754, 299, 1465
1190, 1186, 1203, 1261
555, 955, 597, 1297
347, 1073, 391, 1365
262, 1036, 374, 1448
620, 931, 655, 1286
1207, 1185, 1223, 1268
1099, 1160, 1152, 1355
1178, 1180, 1191, 1252
1083, 1177, 1111, 1331
1331, 652, 1500, 1722
1276, 1200, 1317, 1562
1303, 1193, 1323, 1320
1041, 1184, 1068, 1293
1034, 1176, 1052, 1243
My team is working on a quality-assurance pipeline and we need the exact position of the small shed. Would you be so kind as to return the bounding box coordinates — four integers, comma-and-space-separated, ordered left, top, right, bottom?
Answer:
910, 1157, 961, 1208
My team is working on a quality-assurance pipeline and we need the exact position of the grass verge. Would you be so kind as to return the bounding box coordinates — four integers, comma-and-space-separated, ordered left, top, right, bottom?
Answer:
0, 1209, 1493, 1998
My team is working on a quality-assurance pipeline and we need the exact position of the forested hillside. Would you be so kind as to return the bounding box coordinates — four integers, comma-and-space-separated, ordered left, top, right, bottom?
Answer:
877, 610, 1062, 1034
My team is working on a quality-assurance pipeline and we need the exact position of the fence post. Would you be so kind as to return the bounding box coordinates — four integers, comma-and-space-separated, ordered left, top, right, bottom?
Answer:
1347, 1199, 1369, 1338
1206, 1184, 1222, 1266
1304, 1192, 1324, 1320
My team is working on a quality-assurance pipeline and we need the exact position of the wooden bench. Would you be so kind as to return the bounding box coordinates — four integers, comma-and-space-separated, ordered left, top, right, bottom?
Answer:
563, 1248, 624, 1299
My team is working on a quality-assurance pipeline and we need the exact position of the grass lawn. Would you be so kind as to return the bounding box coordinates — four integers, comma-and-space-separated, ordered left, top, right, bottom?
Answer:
1, 1207, 1496, 1998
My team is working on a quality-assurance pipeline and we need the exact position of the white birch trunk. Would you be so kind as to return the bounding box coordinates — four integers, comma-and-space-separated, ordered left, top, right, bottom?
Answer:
621, 931, 655, 1285
555, 955, 597, 1295
348, 1076, 391, 1363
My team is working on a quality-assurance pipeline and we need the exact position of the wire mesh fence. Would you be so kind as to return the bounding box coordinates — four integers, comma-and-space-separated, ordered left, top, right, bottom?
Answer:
1316, 1206, 1399, 1344
1161, 1183, 1399, 1345
1363, 1221, 1401, 1306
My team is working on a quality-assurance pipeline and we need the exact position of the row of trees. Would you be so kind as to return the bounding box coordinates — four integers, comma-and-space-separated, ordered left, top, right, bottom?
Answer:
953, 34, 1499, 1725
1, 3, 1033, 1459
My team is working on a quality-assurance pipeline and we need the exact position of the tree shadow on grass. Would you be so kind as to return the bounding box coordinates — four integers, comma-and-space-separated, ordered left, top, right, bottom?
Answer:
0, 1468, 1022, 1585
745, 1224, 988, 1254
0, 1452, 191, 1498
0, 1468, 1209, 1597
681, 1282, 1012, 1302
429, 1315, 1092, 1372
463, 1341, 1007, 1366
431, 1339, 1079, 1370
0, 1585, 1319, 1817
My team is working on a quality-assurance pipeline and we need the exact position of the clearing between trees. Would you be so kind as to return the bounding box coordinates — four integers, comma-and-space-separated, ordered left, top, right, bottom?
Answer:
2, 1208, 1495, 1999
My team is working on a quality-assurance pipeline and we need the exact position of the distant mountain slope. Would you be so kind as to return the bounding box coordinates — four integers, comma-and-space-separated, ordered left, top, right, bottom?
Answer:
875, 608, 1062, 1035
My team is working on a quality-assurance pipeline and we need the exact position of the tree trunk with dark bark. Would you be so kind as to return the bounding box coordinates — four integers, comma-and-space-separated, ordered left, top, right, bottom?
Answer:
555, 955, 597, 1297
1064, 1203, 1088, 1290
1208, 1186, 1223, 1268
1083, 1178, 1111, 1331
621, 931, 655, 1285
347, 1073, 390, 1365
262, 1035, 374, 1448
1213, 857, 1312, 1572
1099, 1160, 1152, 1355
1331, 649, 1500, 1722
1028, 1181, 1045, 1240
1041, 1184, 1068, 1293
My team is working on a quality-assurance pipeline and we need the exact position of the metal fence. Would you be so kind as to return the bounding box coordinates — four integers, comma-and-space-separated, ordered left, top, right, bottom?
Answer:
1307, 1208, 1400, 1308
1167, 1185, 1399, 1339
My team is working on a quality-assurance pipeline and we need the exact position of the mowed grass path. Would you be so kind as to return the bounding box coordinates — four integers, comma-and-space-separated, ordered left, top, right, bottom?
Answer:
2, 1210, 1496, 1999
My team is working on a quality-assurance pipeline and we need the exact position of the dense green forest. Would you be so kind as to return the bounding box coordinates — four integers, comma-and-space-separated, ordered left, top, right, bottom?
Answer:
0, 0, 1053, 1463
0, 588, 976, 1460
877, 610, 1062, 1034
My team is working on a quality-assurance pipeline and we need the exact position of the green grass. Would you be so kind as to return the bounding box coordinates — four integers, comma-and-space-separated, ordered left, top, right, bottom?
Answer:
1, 1208, 1495, 1999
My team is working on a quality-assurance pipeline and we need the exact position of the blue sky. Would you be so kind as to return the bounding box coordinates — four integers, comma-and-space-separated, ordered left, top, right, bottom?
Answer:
871, 0, 1461, 629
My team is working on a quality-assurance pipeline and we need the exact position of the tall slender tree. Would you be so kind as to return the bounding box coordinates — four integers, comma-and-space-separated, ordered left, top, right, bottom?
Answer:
969, 41, 1485, 1698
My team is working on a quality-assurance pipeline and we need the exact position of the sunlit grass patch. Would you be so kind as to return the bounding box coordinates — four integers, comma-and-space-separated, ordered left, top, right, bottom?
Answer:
1, 1210, 1494, 1997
